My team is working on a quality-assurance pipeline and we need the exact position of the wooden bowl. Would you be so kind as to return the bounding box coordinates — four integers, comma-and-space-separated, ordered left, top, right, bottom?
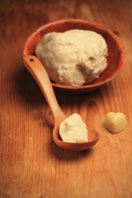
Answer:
23, 19, 124, 93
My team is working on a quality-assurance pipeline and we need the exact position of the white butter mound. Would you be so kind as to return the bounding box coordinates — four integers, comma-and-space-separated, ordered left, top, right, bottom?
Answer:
59, 113, 88, 143
104, 112, 127, 133
35, 29, 108, 86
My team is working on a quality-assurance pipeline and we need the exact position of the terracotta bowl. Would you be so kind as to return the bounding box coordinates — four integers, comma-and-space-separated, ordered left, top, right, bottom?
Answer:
23, 19, 124, 93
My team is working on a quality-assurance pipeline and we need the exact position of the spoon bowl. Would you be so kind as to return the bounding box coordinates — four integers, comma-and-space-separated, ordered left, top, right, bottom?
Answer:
53, 125, 99, 151
23, 55, 99, 151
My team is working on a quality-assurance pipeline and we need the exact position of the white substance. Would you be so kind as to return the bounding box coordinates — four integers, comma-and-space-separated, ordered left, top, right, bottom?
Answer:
59, 113, 88, 143
35, 29, 108, 86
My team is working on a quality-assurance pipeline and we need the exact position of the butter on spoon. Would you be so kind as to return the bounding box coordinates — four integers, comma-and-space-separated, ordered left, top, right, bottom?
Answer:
59, 113, 88, 143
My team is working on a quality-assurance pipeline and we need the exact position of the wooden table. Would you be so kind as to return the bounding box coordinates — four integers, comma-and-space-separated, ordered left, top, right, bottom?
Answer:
0, 0, 132, 197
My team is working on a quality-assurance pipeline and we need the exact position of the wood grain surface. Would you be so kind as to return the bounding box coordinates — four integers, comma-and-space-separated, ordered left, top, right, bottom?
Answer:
0, 0, 132, 197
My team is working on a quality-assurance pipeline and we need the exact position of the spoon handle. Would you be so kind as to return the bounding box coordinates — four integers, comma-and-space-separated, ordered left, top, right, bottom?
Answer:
23, 55, 65, 121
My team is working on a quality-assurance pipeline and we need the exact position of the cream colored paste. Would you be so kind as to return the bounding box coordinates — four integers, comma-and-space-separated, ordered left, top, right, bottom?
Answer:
35, 29, 108, 86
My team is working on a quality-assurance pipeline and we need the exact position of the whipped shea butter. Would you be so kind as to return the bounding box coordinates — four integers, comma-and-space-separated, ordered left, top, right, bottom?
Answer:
59, 113, 88, 143
36, 29, 108, 86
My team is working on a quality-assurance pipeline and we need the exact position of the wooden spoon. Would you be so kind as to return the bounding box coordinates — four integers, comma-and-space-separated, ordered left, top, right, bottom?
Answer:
23, 55, 99, 151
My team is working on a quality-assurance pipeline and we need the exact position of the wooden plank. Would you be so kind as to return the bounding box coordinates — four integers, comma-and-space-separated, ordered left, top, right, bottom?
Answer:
0, 0, 132, 197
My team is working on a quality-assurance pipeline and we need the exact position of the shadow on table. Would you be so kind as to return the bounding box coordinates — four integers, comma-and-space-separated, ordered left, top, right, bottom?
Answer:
47, 137, 96, 161
13, 65, 44, 106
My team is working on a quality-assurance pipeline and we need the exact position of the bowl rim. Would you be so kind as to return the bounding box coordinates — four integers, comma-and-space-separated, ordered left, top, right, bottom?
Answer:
23, 19, 125, 91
